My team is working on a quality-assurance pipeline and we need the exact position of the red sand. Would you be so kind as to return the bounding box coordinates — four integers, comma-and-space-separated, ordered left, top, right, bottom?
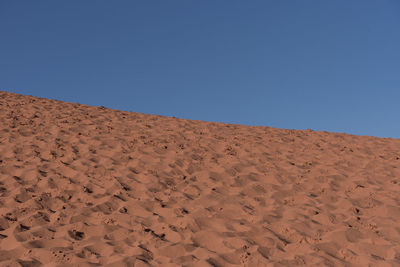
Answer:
0, 90, 400, 266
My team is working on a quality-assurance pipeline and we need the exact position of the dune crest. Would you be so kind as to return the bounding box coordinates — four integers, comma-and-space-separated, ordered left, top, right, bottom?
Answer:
0, 90, 400, 266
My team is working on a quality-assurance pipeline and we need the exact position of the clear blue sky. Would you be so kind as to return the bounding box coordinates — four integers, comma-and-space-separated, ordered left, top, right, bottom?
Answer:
1, 1, 399, 138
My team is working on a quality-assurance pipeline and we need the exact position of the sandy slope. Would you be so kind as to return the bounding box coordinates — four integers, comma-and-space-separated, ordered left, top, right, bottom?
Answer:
0, 90, 400, 267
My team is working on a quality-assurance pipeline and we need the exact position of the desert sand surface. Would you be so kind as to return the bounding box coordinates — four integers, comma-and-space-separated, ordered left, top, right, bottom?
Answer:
0, 90, 400, 267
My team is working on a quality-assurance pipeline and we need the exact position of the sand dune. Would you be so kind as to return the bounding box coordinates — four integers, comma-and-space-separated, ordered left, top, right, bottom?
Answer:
0, 90, 400, 266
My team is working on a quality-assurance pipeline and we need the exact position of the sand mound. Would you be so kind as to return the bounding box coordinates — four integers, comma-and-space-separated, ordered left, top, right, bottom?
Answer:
0, 90, 399, 266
